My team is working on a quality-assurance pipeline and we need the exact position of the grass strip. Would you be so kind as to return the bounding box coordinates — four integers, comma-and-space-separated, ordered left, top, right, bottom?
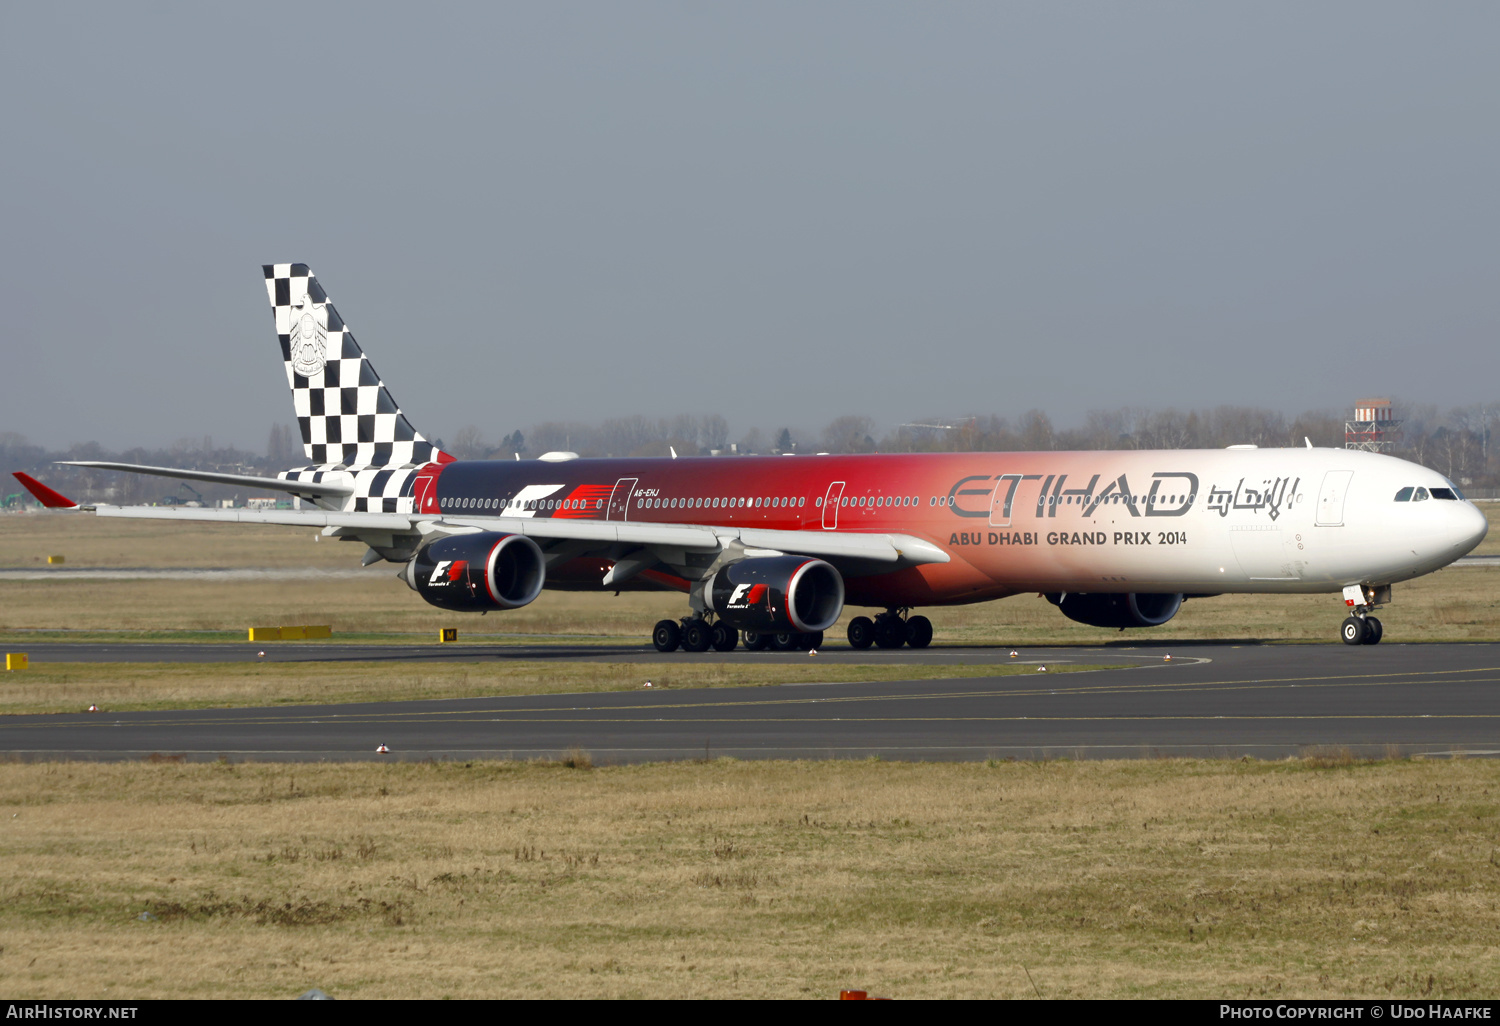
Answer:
0, 756, 1496, 998
0, 660, 1118, 715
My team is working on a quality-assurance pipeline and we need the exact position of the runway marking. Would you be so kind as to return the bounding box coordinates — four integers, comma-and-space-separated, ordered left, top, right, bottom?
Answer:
9, 713, 1500, 735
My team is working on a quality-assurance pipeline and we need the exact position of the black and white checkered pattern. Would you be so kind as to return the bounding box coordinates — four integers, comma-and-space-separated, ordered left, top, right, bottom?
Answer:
351, 466, 420, 513
277, 466, 420, 513
263, 264, 443, 470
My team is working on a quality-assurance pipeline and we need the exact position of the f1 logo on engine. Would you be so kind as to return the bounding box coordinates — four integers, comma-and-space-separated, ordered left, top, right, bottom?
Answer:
429, 560, 466, 586
728, 583, 768, 608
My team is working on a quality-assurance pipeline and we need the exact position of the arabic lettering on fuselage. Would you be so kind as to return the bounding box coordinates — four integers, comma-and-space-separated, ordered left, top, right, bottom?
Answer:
942, 469, 1303, 522
1205, 477, 1300, 520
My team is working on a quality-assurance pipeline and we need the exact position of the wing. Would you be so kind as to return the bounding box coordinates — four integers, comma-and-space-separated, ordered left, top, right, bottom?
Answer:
87, 503, 949, 579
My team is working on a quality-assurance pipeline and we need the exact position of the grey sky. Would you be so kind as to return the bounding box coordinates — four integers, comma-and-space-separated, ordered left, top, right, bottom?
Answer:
2, 2, 1496, 452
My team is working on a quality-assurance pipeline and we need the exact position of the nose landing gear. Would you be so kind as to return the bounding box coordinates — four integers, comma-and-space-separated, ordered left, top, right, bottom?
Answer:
1341, 615, 1383, 645
1339, 584, 1388, 646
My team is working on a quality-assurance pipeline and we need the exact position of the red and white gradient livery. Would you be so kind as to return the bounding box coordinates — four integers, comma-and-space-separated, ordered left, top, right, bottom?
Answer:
18, 265, 1487, 651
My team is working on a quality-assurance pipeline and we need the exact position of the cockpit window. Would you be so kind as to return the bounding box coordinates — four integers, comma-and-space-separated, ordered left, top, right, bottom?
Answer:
1394, 487, 1413, 502
1431, 488, 1458, 500
1412, 487, 1429, 502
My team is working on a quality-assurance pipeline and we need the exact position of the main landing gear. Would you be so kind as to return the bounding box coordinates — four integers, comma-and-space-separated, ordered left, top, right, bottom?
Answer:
743, 629, 823, 652
652, 617, 741, 653
1339, 584, 1388, 646
846, 610, 933, 650
650, 609, 933, 653
652, 617, 824, 652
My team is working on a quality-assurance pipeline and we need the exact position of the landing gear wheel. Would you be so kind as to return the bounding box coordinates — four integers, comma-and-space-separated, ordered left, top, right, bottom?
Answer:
771, 632, 802, 652
652, 619, 682, 652
905, 615, 933, 649
1361, 617, 1383, 645
847, 616, 875, 650
742, 631, 769, 651
1340, 616, 1367, 646
800, 630, 824, 650
682, 619, 714, 653
711, 623, 739, 652
874, 617, 906, 649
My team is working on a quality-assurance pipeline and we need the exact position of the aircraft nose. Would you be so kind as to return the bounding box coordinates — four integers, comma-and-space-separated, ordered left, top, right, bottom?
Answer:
1457, 502, 1490, 554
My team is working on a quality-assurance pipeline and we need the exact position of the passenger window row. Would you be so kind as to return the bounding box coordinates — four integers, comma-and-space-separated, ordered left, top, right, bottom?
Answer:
449, 490, 1205, 513
635, 496, 807, 510
837, 495, 918, 508
450, 497, 601, 511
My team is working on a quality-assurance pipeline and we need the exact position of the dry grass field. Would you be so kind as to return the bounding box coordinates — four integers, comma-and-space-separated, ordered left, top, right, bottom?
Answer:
0, 514, 356, 569
2, 509, 1499, 646
1, 756, 1498, 999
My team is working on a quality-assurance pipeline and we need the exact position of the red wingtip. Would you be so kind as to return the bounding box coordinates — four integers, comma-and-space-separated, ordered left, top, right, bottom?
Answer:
12, 472, 80, 509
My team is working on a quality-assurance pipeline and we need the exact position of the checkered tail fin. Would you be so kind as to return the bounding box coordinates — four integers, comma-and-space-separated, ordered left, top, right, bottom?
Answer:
262, 264, 448, 469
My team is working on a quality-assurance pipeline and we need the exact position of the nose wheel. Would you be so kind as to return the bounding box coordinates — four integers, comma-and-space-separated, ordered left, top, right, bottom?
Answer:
1340, 615, 1383, 646
1339, 584, 1387, 646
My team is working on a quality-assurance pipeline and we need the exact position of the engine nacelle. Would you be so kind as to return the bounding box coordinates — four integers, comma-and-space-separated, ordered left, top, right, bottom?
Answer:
1045, 592, 1183, 629
405, 532, 546, 612
703, 556, 844, 633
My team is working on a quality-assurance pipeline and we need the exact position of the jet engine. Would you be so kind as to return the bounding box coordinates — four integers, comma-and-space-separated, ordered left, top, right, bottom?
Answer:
703, 556, 844, 633
1044, 592, 1183, 629
405, 532, 546, 612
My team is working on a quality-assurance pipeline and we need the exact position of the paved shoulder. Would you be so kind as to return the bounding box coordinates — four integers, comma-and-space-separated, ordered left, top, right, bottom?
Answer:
4, 644, 1499, 763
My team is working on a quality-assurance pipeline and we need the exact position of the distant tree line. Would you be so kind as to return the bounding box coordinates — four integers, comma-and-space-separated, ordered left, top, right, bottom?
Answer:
440, 402, 1500, 491
4, 400, 1499, 507
0, 432, 276, 508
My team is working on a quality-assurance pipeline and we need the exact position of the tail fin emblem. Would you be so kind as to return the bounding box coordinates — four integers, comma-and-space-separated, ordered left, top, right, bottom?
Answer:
289, 292, 329, 378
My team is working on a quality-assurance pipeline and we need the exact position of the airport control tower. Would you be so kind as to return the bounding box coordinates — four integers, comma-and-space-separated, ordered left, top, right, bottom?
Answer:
1346, 398, 1401, 452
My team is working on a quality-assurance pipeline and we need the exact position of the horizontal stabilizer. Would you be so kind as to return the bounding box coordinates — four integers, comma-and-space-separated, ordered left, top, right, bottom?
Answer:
12, 472, 80, 509
57, 461, 354, 499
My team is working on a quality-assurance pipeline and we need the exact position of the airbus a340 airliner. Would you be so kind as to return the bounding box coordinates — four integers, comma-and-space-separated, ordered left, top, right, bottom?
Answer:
14, 265, 1488, 651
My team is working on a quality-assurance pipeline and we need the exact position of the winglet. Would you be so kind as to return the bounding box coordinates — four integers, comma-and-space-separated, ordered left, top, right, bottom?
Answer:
12, 472, 80, 509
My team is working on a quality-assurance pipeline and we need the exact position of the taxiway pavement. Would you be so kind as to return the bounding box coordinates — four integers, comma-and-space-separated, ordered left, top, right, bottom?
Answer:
3, 642, 1499, 762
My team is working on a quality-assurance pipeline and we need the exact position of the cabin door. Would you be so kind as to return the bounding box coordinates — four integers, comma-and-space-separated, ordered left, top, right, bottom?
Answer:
989, 474, 1018, 528
822, 481, 846, 529
1315, 471, 1353, 526
606, 478, 638, 521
